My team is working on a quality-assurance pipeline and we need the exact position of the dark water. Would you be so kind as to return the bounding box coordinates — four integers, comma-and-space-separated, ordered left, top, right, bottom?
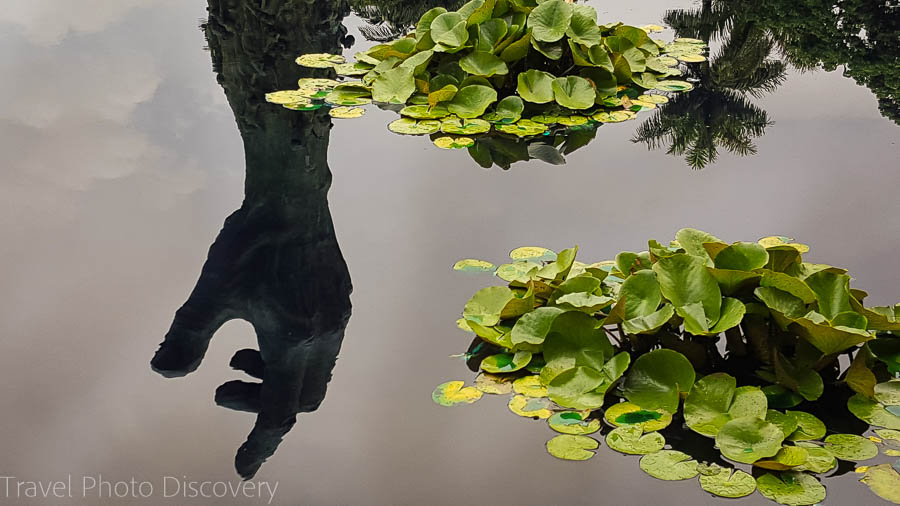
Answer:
1, 0, 898, 504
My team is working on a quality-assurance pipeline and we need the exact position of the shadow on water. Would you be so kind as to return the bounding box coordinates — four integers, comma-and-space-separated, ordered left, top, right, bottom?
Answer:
150, 0, 353, 479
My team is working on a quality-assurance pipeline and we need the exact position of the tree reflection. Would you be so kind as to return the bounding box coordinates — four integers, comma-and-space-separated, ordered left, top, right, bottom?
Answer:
150, 0, 352, 479
351, 0, 463, 42
633, 1, 784, 169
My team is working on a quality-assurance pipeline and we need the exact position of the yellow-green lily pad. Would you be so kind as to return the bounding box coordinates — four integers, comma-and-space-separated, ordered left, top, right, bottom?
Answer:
606, 425, 666, 455
296, 53, 345, 68
546, 434, 599, 461
329, 106, 366, 119
824, 433, 878, 461
548, 411, 601, 435
605, 401, 673, 431
513, 375, 548, 397
677, 53, 707, 63
639, 450, 699, 480
433, 136, 475, 149
440, 117, 491, 135
698, 466, 757, 498
756, 472, 826, 506
453, 259, 495, 272
655, 80, 694, 92
508, 394, 553, 419
860, 464, 900, 504
474, 372, 515, 394
510, 246, 557, 261
432, 381, 483, 406
388, 118, 441, 135
265, 90, 313, 105
794, 442, 837, 473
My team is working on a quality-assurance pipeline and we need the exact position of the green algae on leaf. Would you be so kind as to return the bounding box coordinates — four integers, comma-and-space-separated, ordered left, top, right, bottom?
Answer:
756, 472, 826, 506
639, 450, 699, 480
548, 411, 601, 435
823, 433, 878, 461
433, 381, 483, 406
698, 467, 757, 498
546, 434, 598, 461
605, 425, 665, 455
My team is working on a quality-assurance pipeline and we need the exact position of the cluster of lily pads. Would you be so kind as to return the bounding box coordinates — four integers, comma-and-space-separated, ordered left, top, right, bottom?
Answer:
433, 229, 900, 504
265, 0, 707, 166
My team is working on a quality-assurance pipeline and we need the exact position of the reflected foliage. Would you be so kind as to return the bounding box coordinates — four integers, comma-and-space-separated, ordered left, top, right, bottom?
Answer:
150, 0, 352, 479
351, 0, 464, 42
437, 229, 900, 504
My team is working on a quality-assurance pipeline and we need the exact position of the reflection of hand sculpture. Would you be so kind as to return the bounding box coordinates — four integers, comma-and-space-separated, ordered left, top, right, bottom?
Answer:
150, 0, 352, 479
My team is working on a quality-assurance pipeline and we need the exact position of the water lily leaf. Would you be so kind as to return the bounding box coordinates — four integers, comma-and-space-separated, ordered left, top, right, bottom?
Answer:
684, 373, 768, 437
463, 285, 531, 325
565, 5, 601, 46
427, 84, 458, 107
785, 411, 826, 441
677, 53, 706, 62
511, 307, 565, 345
528, 0, 573, 42
325, 92, 372, 107
513, 375, 547, 397
794, 442, 837, 473
447, 85, 497, 118
543, 311, 612, 370
756, 472, 826, 506
713, 242, 769, 271
876, 380, 900, 405
508, 394, 553, 418
548, 411, 601, 435
766, 410, 799, 438
546, 434, 598, 461
556, 115, 589, 126
870, 337, 900, 373
334, 62, 371, 76
848, 393, 900, 429
510, 246, 556, 261
653, 253, 722, 331
432, 380, 483, 406
605, 401, 673, 431
860, 464, 900, 504
774, 353, 824, 401
282, 102, 322, 111
637, 93, 668, 104
499, 31, 532, 62
622, 349, 695, 413
764, 385, 804, 409
548, 366, 606, 409
804, 270, 852, 321
715, 416, 785, 464
476, 18, 508, 51
328, 106, 365, 119
481, 351, 532, 373
551, 76, 596, 110
606, 425, 665, 455
266, 90, 315, 105
433, 136, 476, 149
441, 117, 491, 134
388, 118, 441, 135
474, 372, 514, 394
823, 433, 878, 461
655, 80, 694, 92
372, 65, 416, 104
296, 53, 345, 68
459, 51, 509, 77
517, 69, 555, 103
494, 95, 524, 122
755, 446, 810, 470
400, 104, 451, 119
622, 305, 675, 335
698, 467, 756, 498
640, 450, 699, 480
875, 428, 900, 444
453, 259, 495, 272
592, 110, 635, 123
431, 12, 469, 47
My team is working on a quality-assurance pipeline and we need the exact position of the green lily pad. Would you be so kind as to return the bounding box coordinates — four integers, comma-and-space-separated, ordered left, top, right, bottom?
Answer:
698, 467, 757, 498
513, 375, 547, 397
494, 96, 525, 123
432, 380, 483, 406
295, 53, 345, 68
637, 93, 669, 104
551, 76, 596, 110
481, 351, 532, 373
592, 110, 635, 123
508, 394, 553, 419
754, 446, 810, 470
756, 472, 826, 506
677, 53, 706, 63
400, 104, 451, 119
794, 442, 837, 473
388, 118, 441, 135
639, 450, 699, 480
875, 380, 900, 405
510, 307, 565, 345
604, 401, 673, 431
848, 393, 900, 429
440, 117, 491, 135
334, 62, 370, 76
528, 0, 574, 43
517, 69, 556, 104
875, 428, 900, 443
510, 246, 557, 261
459, 51, 509, 77
655, 80, 694, 92
372, 65, 416, 104
605, 425, 665, 455
622, 349, 695, 413
474, 372, 514, 394
496, 119, 548, 136
431, 12, 469, 47
823, 433, 878, 461
447, 85, 498, 118
548, 366, 606, 410
557, 115, 589, 126
764, 385, 804, 409
860, 464, 900, 504
546, 434, 598, 461
785, 411, 827, 441
715, 416, 785, 464
434, 136, 476, 149
265, 90, 314, 105
543, 311, 612, 371
684, 373, 768, 437
548, 411, 601, 435
766, 410, 800, 438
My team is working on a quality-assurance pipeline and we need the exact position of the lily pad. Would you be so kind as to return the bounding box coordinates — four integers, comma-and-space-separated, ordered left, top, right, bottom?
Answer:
510, 246, 557, 261
434, 136, 476, 149
605, 425, 666, 455
448, 85, 498, 118
459, 51, 509, 77
794, 442, 837, 473
529, 0, 574, 43
715, 416, 785, 464
513, 375, 547, 397
786, 411, 827, 441
441, 117, 491, 135
328, 106, 366, 119
622, 349, 695, 413
698, 467, 757, 498
474, 373, 514, 394
823, 433, 878, 461
481, 351, 532, 373
508, 394, 553, 419
551, 76, 596, 110
875, 380, 900, 405
388, 118, 441, 135
431, 12, 469, 47
548, 411, 601, 435
756, 472, 826, 506
684, 373, 768, 437
847, 393, 900, 430
546, 434, 598, 461
604, 401, 673, 431
860, 464, 900, 504
639, 450, 699, 480
400, 104, 451, 119
496, 119, 548, 136
655, 80, 694, 92
295, 53, 345, 68
754, 446, 810, 471
432, 380, 483, 406
453, 259, 495, 272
